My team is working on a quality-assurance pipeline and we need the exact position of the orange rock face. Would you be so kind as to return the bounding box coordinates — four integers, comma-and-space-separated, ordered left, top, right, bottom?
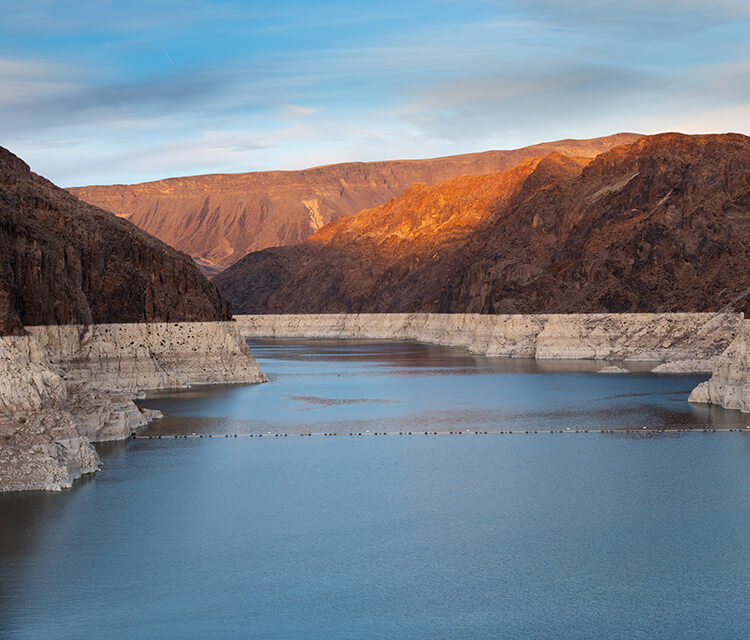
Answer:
68, 134, 640, 273
213, 133, 750, 315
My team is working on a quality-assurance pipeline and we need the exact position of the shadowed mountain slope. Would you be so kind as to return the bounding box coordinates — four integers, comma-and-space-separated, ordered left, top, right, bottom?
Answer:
68, 133, 641, 272
213, 133, 750, 316
0, 146, 230, 335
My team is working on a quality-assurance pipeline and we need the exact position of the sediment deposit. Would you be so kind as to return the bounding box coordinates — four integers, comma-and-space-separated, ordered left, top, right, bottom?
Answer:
235, 312, 742, 370
689, 320, 750, 413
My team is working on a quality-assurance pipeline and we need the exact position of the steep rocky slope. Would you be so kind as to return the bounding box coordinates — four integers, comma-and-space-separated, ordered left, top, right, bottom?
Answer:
0, 146, 264, 491
0, 146, 230, 332
68, 133, 640, 272
215, 133, 750, 316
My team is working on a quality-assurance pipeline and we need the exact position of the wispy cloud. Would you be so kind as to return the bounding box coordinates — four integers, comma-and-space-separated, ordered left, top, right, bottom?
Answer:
0, 0, 748, 185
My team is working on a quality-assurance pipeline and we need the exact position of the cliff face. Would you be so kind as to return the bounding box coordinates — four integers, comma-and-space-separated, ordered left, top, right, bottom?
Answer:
215, 133, 750, 316
67, 133, 640, 272
235, 312, 742, 370
690, 320, 750, 413
0, 146, 230, 330
0, 322, 266, 491
0, 146, 265, 492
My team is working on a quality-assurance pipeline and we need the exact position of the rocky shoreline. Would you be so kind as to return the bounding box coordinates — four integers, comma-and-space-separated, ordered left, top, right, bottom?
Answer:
689, 319, 750, 413
236, 312, 748, 413
0, 322, 266, 492
236, 313, 741, 369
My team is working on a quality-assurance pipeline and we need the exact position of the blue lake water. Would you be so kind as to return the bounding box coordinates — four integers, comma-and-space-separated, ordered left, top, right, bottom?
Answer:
1, 339, 749, 639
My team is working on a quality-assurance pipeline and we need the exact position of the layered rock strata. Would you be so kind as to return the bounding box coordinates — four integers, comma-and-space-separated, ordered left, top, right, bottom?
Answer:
689, 320, 750, 413
0, 333, 99, 492
0, 322, 265, 492
235, 312, 742, 370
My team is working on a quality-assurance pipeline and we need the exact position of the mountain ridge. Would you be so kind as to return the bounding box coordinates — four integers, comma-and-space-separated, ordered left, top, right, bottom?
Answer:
68, 133, 642, 272
213, 132, 750, 316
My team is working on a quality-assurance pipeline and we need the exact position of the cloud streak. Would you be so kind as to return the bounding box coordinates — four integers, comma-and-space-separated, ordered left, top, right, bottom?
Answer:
0, 0, 748, 185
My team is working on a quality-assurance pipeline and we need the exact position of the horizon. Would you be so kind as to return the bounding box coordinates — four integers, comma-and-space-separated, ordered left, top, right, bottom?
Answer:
2, 1, 749, 186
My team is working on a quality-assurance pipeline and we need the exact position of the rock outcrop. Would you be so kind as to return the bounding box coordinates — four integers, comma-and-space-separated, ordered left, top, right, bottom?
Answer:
0, 145, 230, 330
0, 146, 266, 492
217, 133, 750, 317
0, 333, 100, 491
0, 322, 266, 492
28, 321, 265, 395
236, 312, 742, 370
689, 320, 750, 413
68, 134, 640, 272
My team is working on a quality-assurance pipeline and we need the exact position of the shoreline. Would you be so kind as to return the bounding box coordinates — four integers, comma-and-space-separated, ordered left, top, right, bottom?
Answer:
235, 312, 742, 371
236, 312, 749, 414
0, 321, 266, 492
4, 311, 748, 493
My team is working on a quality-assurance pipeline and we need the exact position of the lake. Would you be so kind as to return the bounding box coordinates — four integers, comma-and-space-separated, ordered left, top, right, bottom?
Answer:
1, 339, 749, 639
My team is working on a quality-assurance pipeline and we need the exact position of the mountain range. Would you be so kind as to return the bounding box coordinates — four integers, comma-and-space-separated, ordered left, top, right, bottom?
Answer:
211, 133, 750, 316
68, 133, 641, 274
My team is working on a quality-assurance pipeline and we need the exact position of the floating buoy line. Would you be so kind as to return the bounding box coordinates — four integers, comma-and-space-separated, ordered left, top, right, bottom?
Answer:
130, 426, 750, 440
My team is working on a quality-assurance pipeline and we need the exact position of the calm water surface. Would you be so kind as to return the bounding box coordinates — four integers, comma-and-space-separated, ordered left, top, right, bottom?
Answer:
1, 339, 749, 639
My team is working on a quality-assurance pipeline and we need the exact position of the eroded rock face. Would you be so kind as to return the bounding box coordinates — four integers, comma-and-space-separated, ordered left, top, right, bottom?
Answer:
690, 320, 750, 413
68, 134, 641, 272
0, 145, 230, 330
216, 133, 750, 316
0, 321, 266, 491
0, 334, 100, 492
235, 312, 742, 371
27, 322, 266, 395
0, 146, 265, 491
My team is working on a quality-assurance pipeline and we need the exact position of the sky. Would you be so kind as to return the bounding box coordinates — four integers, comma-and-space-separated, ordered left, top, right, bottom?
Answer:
1, 0, 749, 186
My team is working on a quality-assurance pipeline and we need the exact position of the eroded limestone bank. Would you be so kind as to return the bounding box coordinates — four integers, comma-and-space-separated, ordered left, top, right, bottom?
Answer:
689, 320, 750, 414
1, 322, 266, 492
235, 313, 742, 369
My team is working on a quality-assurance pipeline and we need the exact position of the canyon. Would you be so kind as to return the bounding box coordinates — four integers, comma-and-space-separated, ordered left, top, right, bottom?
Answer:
4, 130, 750, 492
68, 133, 640, 273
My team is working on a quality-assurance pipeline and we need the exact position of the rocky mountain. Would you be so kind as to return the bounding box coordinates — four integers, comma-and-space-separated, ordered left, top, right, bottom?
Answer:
0, 146, 265, 492
213, 133, 750, 316
68, 133, 641, 273
0, 145, 230, 336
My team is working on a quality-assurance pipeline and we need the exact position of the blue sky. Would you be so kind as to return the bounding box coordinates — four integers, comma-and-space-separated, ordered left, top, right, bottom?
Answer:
1, 0, 749, 185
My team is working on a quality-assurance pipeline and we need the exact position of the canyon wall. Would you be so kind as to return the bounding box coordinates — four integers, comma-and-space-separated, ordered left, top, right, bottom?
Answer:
68, 134, 640, 272
1, 145, 266, 492
0, 322, 265, 492
217, 134, 750, 317
235, 312, 742, 370
689, 320, 750, 413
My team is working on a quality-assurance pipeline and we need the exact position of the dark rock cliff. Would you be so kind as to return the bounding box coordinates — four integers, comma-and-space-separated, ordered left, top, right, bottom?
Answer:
0, 146, 230, 335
